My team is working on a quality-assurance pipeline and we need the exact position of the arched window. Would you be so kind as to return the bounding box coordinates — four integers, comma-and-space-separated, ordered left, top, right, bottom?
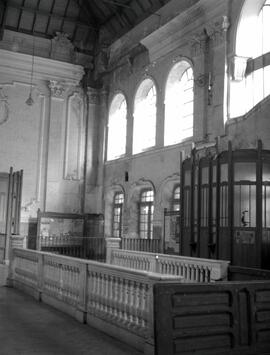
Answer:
133, 78, 156, 154
112, 192, 124, 237
164, 61, 194, 146
172, 185, 180, 211
107, 93, 127, 160
139, 189, 154, 239
230, 0, 270, 118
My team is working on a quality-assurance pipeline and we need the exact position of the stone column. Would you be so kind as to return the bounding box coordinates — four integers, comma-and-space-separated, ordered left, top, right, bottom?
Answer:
105, 237, 121, 264
45, 80, 66, 211
85, 87, 99, 211
96, 89, 108, 213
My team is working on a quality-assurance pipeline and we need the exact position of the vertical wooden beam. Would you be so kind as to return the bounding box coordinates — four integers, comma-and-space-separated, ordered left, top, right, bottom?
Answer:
228, 141, 234, 264
216, 154, 221, 259
256, 139, 263, 267
4, 167, 14, 263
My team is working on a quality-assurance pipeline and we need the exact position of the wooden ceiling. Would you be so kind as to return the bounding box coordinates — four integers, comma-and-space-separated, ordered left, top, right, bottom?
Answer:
0, 0, 170, 54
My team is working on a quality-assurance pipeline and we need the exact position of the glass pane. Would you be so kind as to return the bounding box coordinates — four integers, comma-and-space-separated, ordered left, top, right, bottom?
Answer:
263, 163, 270, 181
220, 164, 228, 182
234, 162, 256, 181
234, 185, 256, 227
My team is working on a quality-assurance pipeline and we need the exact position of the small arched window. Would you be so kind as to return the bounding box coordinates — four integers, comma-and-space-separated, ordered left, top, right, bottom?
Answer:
139, 189, 154, 239
107, 93, 127, 160
133, 78, 157, 154
230, 0, 270, 118
164, 61, 194, 146
112, 192, 124, 238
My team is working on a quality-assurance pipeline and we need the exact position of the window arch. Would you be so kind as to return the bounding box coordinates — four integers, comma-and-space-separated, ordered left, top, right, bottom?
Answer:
133, 78, 157, 154
230, 0, 270, 118
112, 192, 124, 238
107, 93, 127, 160
139, 189, 154, 239
164, 61, 194, 145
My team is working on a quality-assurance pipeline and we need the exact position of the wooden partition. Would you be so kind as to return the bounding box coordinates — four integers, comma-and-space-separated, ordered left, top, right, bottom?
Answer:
154, 280, 270, 355
36, 210, 105, 261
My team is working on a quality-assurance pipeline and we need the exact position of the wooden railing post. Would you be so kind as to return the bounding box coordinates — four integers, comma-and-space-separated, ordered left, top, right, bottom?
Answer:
37, 253, 44, 301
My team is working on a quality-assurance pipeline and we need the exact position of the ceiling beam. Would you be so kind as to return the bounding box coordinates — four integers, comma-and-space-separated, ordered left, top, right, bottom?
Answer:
4, 1, 97, 32
0, 0, 8, 40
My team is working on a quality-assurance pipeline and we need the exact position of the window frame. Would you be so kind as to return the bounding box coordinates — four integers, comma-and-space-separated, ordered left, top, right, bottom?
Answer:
138, 189, 154, 239
112, 192, 124, 238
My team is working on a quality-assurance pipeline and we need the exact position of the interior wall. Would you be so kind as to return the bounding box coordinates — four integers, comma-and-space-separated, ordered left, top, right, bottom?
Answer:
0, 41, 86, 238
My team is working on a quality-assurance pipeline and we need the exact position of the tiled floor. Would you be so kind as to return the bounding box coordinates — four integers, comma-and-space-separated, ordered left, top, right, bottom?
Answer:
0, 287, 142, 355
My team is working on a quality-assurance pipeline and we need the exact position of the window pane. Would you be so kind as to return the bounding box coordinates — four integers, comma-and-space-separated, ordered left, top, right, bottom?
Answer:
164, 62, 194, 146
107, 94, 127, 160
133, 79, 156, 154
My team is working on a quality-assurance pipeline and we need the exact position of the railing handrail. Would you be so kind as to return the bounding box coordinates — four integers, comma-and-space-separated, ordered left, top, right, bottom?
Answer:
115, 248, 229, 266
110, 248, 230, 281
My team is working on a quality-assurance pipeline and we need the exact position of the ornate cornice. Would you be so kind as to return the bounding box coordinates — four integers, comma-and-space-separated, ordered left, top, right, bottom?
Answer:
0, 49, 84, 86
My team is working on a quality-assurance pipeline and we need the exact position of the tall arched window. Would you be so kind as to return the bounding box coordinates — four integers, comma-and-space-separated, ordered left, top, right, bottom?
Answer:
230, 0, 270, 118
107, 93, 127, 160
133, 78, 156, 154
164, 61, 194, 146
112, 192, 124, 238
139, 189, 154, 239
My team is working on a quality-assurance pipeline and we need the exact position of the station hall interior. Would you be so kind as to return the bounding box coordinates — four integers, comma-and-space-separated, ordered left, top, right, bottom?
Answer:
1, 0, 270, 353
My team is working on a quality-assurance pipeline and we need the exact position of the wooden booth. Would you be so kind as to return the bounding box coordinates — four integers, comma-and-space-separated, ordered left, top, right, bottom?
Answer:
180, 140, 270, 269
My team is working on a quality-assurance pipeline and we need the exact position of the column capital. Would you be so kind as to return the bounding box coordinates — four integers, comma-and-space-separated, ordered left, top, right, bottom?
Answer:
87, 87, 99, 105
48, 80, 66, 98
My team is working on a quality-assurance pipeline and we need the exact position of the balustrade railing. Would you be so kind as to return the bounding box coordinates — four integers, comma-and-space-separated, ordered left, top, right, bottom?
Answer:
121, 238, 161, 253
10, 248, 183, 353
109, 249, 230, 282
40, 236, 106, 262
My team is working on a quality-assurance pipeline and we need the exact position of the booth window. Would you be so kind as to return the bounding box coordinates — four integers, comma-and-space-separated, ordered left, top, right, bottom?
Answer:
139, 189, 154, 239
133, 79, 156, 154
172, 185, 180, 211
164, 61, 194, 145
107, 93, 127, 160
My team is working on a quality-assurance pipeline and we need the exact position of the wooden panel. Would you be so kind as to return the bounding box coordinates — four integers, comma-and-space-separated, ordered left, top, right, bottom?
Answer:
154, 281, 270, 355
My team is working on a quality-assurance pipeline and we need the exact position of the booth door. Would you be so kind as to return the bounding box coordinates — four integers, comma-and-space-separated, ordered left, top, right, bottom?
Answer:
233, 162, 257, 267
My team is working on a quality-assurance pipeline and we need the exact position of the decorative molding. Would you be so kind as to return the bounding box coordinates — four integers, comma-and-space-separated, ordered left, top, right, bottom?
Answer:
205, 15, 230, 46
189, 16, 230, 56
0, 49, 84, 86
0, 88, 9, 125
87, 87, 99, 105
51, 32, 75, 62
48, 80, 66, 98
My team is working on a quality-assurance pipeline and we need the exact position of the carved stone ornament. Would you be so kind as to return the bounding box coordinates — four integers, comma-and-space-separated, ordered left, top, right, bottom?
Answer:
52, 32, 74, 49
190, 16, 230, 55
0, 88, 9, 125
48, 80, 66, 98
87, 87, 99, 105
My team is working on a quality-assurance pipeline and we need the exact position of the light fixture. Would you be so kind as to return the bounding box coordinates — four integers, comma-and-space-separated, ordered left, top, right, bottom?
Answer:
26, 35, 35, 106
